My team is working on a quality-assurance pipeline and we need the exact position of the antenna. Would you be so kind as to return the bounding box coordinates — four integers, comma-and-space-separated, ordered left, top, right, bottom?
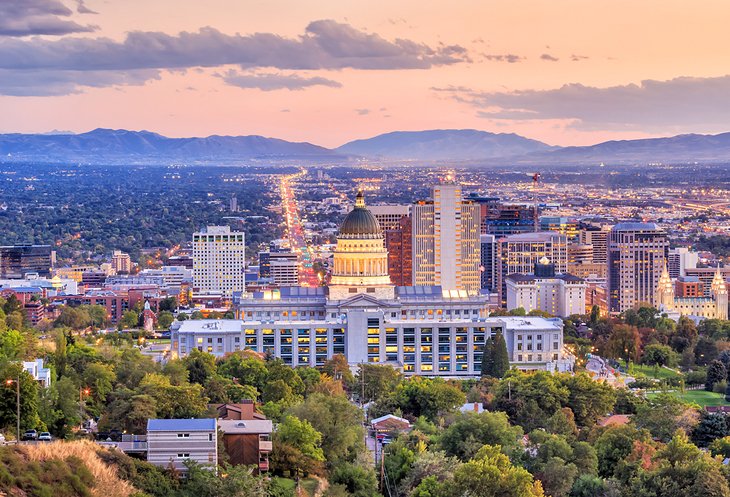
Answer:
532, 173, 540, 232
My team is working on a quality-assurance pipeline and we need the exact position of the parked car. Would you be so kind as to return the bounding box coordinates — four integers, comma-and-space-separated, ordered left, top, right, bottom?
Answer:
22, 430, 38, 441
0, 433, 6, 444
38, 432, 52, 442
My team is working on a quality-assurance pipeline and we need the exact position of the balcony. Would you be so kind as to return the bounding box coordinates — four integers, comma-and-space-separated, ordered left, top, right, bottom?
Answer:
259, 440, 273, 452
259, 460, 270, 472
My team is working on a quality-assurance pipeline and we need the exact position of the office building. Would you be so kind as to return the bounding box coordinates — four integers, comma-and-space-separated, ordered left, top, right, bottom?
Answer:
368, 204, 411, 232
0, 245, 52, 279
656, 266, 728, 320
111, 250, 132, 274
230, 195, 237, 213
193, 226, 246, 296
146, 419, 217, 473
269, 252, 299, 287
684, 268, 730, 296
667, 247, 699, 279
385, 215, 412, 286
468, 195, 536, 236
607, 223, 668, 313
480, 234, 498, 292
540, 216, 580, 241
172, 193, 574, 375
496, 232, 569, 305
412, 184, 481, 294
505, 258, 586, 317
579, 225, 611, 264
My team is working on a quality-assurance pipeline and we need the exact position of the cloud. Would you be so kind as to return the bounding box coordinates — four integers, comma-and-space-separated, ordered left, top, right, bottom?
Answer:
570, 54, 589, 62
0, 19, 469, 95
0, 68, 159, 96
540, 53, 559, 62
219, 69, 342, 91
483, 53, 524, 63
355, 108, 370, 115
450, 75, 730, 131
75, 0, 97, 14
0, 0, 96, 37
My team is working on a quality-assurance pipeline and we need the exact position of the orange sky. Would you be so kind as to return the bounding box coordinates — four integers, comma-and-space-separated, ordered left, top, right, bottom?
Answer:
2, 0, 730, 147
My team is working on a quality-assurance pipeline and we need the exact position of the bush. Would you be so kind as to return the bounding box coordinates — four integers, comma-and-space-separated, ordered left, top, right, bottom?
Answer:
713, 381, 728, 394
685, 370, 707, 386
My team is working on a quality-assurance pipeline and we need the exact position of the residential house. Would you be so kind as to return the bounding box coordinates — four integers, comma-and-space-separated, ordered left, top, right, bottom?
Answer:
146, 419, 217, 473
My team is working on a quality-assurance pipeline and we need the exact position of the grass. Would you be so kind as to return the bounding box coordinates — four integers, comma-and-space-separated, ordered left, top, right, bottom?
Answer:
629, 363, 682, 380
648, 389, 730, 407
273, 477, 320, 497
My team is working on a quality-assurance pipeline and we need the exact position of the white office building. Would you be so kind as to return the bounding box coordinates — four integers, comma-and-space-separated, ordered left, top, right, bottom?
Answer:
505, 258, 586, 317
192, 226, 246, 296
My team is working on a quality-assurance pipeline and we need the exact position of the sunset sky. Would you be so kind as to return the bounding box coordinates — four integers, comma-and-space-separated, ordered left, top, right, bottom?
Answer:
2, 0, 730, 147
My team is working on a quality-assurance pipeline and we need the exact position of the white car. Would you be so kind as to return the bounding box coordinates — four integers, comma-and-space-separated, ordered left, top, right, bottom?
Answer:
38, 432, 52, 442
0, 433, 5, 444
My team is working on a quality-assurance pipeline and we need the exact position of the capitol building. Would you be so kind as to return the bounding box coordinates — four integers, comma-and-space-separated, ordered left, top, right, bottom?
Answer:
172, 193, 574, 376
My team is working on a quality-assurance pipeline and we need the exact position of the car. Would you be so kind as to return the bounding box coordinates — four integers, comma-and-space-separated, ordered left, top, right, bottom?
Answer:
38, 432, 52, 442
22, 430, 38, 441
0, 433, 5, 445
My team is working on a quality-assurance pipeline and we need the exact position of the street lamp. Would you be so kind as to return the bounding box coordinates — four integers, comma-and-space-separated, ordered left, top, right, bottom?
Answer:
5, 375, 20, 443
79, 387, 91, 429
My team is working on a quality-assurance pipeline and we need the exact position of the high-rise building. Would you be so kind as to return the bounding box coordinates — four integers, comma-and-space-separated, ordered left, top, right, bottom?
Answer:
684, 267, 730, 297
385, 215, 412, 286
480, 234, 498, 292
540, 217, 580, 241
368, 204, 411, 232
412, 184, 481, 294
0, 245, 53, 279
607, 223, 668, 313
667, 247, 698, 278
579, 225, 611, 264
230, 195, 238, 213
269, 252, 299, 287
193, 226, 246, 296
496, 232, 568, 305
468, 195, 535, 236
111, 250, 132, 274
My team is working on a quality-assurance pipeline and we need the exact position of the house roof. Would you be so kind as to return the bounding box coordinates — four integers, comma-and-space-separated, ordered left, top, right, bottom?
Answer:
147, 418, 217, 432
371, 414, 411, 430
218, 419, 273, 434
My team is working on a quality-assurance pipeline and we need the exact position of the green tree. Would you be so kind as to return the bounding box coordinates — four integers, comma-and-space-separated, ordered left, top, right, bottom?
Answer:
694, 336, 719, 366
157, 311, 174, 330
447, 445, 545, 497
634, 393, 699, 442
439, 411, 523, 461
561, 373, 617, 427
272, 415, 325, 476
594, 424, 651, 478
606, 324, 641, 367
357, 364, 401, 403
481, 330, 510, 378
329, 462, 380, 497
706, 360, 727, 392
642, 343, 675, 367
183, 349, 217, 385
119, 310, 140, 329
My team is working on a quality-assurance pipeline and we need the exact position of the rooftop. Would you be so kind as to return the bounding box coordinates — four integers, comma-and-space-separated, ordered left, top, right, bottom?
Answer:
218, 419, 273, 434
612, 222, 661, 231
177, 320, 242, 333
147, 418, 217, 432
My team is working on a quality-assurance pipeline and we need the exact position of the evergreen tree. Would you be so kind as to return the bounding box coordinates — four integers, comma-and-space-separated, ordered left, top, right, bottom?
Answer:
482, 331, 510, 378
706, 360, 727, 392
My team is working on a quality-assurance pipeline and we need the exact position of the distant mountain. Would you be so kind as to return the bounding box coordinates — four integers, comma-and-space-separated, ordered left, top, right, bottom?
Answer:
335, 129, 555, 160
0, 128, 334, 163
524, 132, 730, 165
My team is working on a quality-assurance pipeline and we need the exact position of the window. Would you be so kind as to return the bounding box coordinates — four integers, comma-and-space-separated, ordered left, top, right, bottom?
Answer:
177, 433, 190, 438
177, 453, 190, 459
209, 433, 213, 442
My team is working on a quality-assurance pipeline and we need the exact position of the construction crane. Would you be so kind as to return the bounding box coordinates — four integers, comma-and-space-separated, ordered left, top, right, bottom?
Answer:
528, 172, 541, 232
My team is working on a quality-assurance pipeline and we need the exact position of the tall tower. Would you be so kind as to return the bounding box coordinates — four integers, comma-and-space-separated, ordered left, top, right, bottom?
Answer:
656, 264, 675, 311
412, 184, 481, 294
711, 268, 728, 320
329, 192, 394, 300
608, 223, 668, 313
192, 226, 246, 296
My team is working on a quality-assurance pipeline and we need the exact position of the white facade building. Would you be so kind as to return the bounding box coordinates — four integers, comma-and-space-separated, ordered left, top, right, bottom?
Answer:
269, 252, 299, 287
22, 359, 51, 387
192, 226, 246, 296
412, 184, 481, 294
506, 274, 586, 317
146, 418, 217, 473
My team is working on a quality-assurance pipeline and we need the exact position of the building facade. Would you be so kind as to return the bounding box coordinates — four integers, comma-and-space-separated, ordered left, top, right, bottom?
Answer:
0, 245, 53, 279
412, 184, 481, 294
656, 266, 728, 320
480, 234, 498, 293
193, 226, 246, 296
268, 252, 299, 287
505, 259, 586, 317
111, 250, 132, 274
385, 215, 412, 287
608, 223, 668, 313
146, 419, 218, 473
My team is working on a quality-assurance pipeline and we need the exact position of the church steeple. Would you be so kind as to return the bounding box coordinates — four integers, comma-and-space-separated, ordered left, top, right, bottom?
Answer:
656, 263, 674, 311
712, 267, 727, 296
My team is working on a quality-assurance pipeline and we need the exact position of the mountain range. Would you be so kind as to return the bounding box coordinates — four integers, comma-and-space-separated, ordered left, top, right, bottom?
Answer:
2, 127, 730, 165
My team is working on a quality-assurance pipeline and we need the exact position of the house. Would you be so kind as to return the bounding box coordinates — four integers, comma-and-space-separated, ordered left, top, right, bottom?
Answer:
370, 414, 411, 435
218, 419, 273, 473
459, 402, 485, 414
23, 359, 51, 388
146, 419, 217, 473
213, 401, 272, 473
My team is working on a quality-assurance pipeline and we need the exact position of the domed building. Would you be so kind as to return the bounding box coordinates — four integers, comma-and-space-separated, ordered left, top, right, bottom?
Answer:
329, 192, 395, 300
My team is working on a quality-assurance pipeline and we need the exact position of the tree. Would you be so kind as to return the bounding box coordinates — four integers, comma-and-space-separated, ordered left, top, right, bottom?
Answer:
272, 415, 325, 476
694, 336, 718, 366
634, 393, 699, 443
357, 364, 401, 403
671, 316, 698, 353
289, 392, 365, 464
494, 371, 569, 432
706, 360, 727, 392
329, 463, 380, 497
539, 457, 579, 497
642, 343, 675, 368
561, 373, 617, 427
570, 475, 609, 497
594, 424, 651, 478
384, 376, 466, 422
119, 310, 140, 329
0, 362, 40, 435
183, 349, 217, 385
709, 436, 730, 458
439, 411, 523, 461
157, 297, 178, 313
693, 411, 729, 447
481, 330, 510, 378
447, 445, 545, 497
322, 354, 354, 387
400, 450, 461, 497
606, 324, 641, 367
589, 305, 601, 326
157, 311, 174, 330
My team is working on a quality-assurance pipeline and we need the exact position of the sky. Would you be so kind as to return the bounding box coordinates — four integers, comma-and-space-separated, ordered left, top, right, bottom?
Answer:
1, 0, 730, 147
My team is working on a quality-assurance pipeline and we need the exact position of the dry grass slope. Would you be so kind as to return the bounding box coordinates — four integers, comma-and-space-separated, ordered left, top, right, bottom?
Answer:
20, 441, 137, 497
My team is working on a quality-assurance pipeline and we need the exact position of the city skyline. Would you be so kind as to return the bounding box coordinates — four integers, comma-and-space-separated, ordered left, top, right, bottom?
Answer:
3, 0, 730, 147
